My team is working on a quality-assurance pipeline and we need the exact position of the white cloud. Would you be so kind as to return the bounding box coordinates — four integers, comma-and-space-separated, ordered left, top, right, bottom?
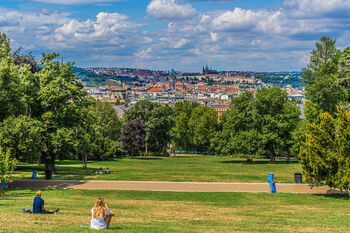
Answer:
173, 38, 189, 48
211, 8, 283, 34
55, 12, 134, 44
147, 0, 197, 21
285, 0, 350, 18
210, 32, 218, 42
135, 47, 152, 59
1, 0, 350, 71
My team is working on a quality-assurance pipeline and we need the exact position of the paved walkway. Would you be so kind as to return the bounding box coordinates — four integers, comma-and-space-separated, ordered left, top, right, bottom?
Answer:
8, 179, 348, 194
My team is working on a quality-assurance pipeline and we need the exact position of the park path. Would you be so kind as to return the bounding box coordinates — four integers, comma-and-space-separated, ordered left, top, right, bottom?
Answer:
8, 179, 348, 194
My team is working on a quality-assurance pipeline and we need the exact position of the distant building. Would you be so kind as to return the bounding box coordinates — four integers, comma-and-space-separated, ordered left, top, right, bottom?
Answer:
110, 87, 129, 105
208, 103, 230, 118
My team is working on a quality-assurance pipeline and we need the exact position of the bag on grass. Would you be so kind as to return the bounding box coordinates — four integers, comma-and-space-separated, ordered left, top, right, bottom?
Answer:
22, 208, 32, 213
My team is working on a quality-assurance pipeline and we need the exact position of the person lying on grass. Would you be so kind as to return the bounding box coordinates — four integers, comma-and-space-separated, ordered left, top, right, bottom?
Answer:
33, 190, 59, 214
91, 198, 115, 229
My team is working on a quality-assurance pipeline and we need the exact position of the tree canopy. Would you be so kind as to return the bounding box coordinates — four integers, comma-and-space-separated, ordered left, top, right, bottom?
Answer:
214, 88, 300, 162
300, 108, 350, 190
303, 36, 347, 122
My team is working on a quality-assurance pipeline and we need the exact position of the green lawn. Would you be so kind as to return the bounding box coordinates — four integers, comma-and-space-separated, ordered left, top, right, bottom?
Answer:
1, 189, 349, 232
14, 156, 302, 183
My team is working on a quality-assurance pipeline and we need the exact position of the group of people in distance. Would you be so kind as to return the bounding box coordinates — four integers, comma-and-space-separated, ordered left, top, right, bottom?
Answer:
32, 191, 115, 230
97, 167, 110, 175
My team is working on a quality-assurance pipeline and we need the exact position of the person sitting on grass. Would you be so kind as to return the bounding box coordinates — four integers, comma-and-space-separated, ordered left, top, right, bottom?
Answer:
106, 168, 110, 174
91, 198, 115, 229
99, 168, 104, 175
33, 190, 59, 214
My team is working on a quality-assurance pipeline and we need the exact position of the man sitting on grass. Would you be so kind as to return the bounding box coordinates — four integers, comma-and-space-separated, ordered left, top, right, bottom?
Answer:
33, 190, 59, 214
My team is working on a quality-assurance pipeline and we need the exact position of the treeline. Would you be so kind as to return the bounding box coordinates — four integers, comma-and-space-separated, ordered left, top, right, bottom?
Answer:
1, 33, 350, 190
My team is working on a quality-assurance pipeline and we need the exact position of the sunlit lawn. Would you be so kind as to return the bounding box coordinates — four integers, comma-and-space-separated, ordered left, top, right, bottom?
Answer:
15, 156, 302, 183
1, 189, 349, 232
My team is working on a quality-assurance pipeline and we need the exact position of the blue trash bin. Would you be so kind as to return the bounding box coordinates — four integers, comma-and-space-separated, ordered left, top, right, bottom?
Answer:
31, 170, 37, 180
267, 173, 274, 183
1, 179, 6, 189
270, 182, 277, 193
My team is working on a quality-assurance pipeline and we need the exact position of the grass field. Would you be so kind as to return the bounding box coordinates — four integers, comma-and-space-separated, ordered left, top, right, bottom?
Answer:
1, 189, 349, 232
15, 156, 302, 183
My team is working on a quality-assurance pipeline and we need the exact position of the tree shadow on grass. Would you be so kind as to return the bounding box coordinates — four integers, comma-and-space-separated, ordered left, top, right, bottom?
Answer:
16, 166, 98, 180
220, 160, 299, 165
129, 157, 163, 160
0, 190, 38, 200
314, 193, 350, 200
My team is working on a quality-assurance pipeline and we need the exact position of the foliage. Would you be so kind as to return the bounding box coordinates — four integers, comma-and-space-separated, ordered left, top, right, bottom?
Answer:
0, 115, 43, 163
124, 100, 174, 154
0, 148, 18, 190
145, 106, 174, 153
300, 107, 350, 190
79, 99, 122, 162
119, 119, 146, 156
303, 36, 347, 122
10, 48, 41, 73
188, 105, 218, 151
338, 47, 350, 102
214, 88, 300, 162
0, 33, 25, 122
290, 119, 307, 158
72, 67, 108, 86
170, 102, 218, 151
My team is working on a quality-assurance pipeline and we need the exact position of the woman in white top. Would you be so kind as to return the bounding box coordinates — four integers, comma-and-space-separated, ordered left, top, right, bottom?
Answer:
91, 198, 115, 229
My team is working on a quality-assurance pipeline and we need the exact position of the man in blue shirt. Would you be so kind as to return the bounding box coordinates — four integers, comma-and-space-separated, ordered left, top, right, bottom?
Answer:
33, 190, 59, 214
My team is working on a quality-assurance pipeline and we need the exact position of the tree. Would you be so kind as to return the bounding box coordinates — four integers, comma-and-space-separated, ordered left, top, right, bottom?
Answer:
0, 33, 25, 122
212, 91, 258, 156
145, 106, 174, 154
303, 36, 347, 122
0, 115, 43, 163
11, 48, 41, 73
188, 105, 218, 151
124, 100, 173, 154
300, 107, 350, 190
0, 148, 18, 193
119, 119, 146, 156
214, 88, 300, 163
170, 102, 199, 150
338, 47, 350, 102
22, 53, 87, 174
79, 100, 122, 165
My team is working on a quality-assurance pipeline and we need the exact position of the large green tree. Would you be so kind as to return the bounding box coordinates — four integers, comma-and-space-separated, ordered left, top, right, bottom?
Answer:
170, 102, 199, 151
188, 105, 218, 151
214, 88, 300, 163
300, 107, 350, 190
78, 99, 122, 165
0, 33, 25, 122
124, 100, 174, 154
0, 115, 43, 162
303, 36, 347, 122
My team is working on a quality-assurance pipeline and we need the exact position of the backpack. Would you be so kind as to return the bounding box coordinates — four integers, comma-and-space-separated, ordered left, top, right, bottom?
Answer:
22, 208, 32, 213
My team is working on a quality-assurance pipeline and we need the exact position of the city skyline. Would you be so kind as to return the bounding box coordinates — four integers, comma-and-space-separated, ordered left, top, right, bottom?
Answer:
0, 0, 349, 71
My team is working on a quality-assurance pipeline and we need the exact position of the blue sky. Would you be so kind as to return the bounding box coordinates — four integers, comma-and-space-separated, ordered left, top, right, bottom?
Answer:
0, 0, 349, 71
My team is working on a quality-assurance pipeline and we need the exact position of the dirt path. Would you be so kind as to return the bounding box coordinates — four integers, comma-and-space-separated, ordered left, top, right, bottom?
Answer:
8, 179, 348, 194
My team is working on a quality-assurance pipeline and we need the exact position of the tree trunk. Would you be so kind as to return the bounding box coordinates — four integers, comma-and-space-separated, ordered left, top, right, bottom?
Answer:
145, 143, 148, 156
44, 155, 56, 174
83, 154, 88, 169
268, 143, 276, 164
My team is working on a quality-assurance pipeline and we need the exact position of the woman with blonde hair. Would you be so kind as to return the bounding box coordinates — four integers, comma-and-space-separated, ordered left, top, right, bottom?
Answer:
91, 198, 115, 229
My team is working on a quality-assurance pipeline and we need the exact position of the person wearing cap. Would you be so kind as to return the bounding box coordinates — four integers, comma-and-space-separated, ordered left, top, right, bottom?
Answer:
33, 190, 59, 214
